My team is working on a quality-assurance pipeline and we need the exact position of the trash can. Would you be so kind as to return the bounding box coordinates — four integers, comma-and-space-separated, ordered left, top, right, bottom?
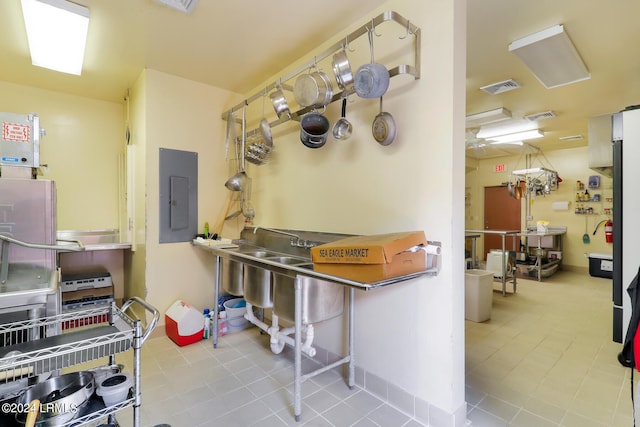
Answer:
464, 269, 494, 322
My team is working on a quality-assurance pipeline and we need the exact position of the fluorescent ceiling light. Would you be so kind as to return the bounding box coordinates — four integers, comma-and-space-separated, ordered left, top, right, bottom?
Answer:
476, 119, 537, 139
509, 24, 589, 89
486, 129, 544, 144
489, 140, 523, 146
21, 0, 89, 75
465, 107, 512, 128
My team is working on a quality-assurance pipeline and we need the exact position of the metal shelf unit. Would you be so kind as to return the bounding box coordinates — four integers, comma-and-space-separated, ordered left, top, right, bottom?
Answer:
0, 297, 158, 427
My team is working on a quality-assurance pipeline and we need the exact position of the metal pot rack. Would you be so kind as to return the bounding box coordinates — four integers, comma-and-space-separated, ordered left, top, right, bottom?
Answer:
221, 10, 421, 139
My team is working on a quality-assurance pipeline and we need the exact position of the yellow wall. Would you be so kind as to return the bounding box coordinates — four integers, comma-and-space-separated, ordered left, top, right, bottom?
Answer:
465, 146, 613, 269
0, 81, 123, 230
238, 0, 467, 420
1, 0, 467, 422
140, 69, 244, 321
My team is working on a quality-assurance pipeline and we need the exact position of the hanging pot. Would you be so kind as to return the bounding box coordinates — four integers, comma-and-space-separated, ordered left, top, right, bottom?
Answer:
372, 96, 396, 145
332, 49, 355, 95
354, 29, 390, 99
293, 70, 334, 108
300, 113, 330, 148
270, 89, 291, 119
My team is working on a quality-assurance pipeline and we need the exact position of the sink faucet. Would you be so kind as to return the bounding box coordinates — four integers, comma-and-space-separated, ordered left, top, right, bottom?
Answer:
252, 227, 319, 249
253, 226, 300, 240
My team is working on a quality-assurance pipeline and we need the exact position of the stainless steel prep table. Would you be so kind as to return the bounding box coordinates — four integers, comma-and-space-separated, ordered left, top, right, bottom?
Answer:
519, 227, 566, 281
465, 229, 519, 296
194, 240, 438, 422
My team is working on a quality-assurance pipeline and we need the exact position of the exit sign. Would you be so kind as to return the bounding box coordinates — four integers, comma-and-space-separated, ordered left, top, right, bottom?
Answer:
495, 164, 506, 173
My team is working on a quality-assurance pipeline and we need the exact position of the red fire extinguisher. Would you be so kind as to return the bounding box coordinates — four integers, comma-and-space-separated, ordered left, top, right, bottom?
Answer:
605, 219, 613, 243
594, 219, 614, 243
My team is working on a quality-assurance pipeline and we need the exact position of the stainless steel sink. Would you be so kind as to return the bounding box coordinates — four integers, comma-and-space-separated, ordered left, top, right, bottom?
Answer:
222, 249, 278, 296
241, 251, 283, 308
222, 247, 343, 322
273, 270, 344, 324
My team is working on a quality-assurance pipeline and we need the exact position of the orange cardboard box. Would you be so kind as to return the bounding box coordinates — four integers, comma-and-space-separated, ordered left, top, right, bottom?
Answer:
310, 231, 427, 282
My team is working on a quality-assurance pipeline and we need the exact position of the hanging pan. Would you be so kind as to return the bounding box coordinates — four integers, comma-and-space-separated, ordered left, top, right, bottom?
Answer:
372, 96, 396, 145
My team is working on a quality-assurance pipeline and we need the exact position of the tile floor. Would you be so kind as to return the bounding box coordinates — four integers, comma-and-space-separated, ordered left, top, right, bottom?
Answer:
102, 269, 631, 427
466, 270, 634, 426
110, 325, 428, 427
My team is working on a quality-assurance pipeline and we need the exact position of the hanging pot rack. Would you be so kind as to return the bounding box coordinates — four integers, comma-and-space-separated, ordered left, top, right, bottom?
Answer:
221, 10, 421, 139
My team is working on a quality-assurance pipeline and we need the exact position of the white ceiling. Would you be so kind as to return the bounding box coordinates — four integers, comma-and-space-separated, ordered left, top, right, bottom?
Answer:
466, 0, 640, 159
1, 0, 639, 160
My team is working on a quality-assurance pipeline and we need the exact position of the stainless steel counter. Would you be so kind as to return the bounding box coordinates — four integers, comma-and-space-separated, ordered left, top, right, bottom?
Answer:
193, 228, 439, 422
194, 241, 430, 291
57, 229, 131, 251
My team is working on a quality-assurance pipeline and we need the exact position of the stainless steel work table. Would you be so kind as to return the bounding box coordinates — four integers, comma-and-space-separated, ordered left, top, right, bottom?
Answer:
465, 229, 520, 296
519, 227, 566, 281
194, 241, 437, 422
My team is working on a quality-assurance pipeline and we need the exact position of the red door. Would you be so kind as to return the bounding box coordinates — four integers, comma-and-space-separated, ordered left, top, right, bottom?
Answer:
484, 186, 521, 260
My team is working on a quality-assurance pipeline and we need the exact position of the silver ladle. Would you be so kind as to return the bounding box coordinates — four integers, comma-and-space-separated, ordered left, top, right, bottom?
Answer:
224, 101, 248, 191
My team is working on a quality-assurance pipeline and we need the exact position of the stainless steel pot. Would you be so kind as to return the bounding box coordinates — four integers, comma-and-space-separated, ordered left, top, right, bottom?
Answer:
293, 71, 334, 108
16, 371, 95, 426
332, 50, 354, 94
300, 113, 330, 148
269, 89, 291, 119
354, 29, 390, 99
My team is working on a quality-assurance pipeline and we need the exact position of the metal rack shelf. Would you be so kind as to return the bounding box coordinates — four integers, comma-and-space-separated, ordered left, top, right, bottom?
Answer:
221, 10, 421, 138
0, 298, 158, 427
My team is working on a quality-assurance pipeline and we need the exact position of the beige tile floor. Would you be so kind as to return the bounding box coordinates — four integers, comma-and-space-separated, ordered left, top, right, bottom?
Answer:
466, 270, 635, 426
109, 325, 428, 427
78, 269, 631, 427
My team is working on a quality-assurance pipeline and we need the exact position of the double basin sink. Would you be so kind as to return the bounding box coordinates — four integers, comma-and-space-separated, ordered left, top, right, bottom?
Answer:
221, 246, 344, 324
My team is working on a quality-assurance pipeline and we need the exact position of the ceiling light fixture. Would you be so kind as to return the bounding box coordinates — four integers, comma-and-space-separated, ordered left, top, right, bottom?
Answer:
486, 129, 544, 144
509, 24, 590, 89
489, 140, 524, 146
476, 119, 538, 139
153, 0, 198, 13
465, 107, 512, 128
20, 0, 89, 75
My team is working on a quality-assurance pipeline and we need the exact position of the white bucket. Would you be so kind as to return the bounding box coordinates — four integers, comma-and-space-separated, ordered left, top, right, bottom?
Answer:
223, 298, 248, 328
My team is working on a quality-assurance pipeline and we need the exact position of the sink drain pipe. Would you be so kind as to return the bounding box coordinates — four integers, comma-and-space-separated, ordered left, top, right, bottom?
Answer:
244, 302, 316, 357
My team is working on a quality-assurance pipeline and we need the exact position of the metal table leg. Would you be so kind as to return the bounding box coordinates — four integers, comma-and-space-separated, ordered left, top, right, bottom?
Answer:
213, 255, 221, 348
347, 287, 355, 389
294, 277, 302, 421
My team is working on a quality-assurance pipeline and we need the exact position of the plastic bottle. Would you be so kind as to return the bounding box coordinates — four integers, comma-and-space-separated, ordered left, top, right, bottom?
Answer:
204, 222, 210, 239
203, 308, 210, 339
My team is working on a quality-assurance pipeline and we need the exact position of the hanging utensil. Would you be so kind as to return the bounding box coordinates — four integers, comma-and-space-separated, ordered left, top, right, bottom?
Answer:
259, 89, 273, 147
372, 96, 396, 145
224, 102, 248, 191
332, 97, 353, 140
583, 216, 590, 243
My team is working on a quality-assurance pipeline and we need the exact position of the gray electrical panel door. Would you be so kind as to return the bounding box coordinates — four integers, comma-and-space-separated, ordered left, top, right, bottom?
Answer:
159, 148, 197, 243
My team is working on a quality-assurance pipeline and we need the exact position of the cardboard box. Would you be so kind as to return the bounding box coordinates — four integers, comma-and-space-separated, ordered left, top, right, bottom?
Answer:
310, 231, 427, 282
